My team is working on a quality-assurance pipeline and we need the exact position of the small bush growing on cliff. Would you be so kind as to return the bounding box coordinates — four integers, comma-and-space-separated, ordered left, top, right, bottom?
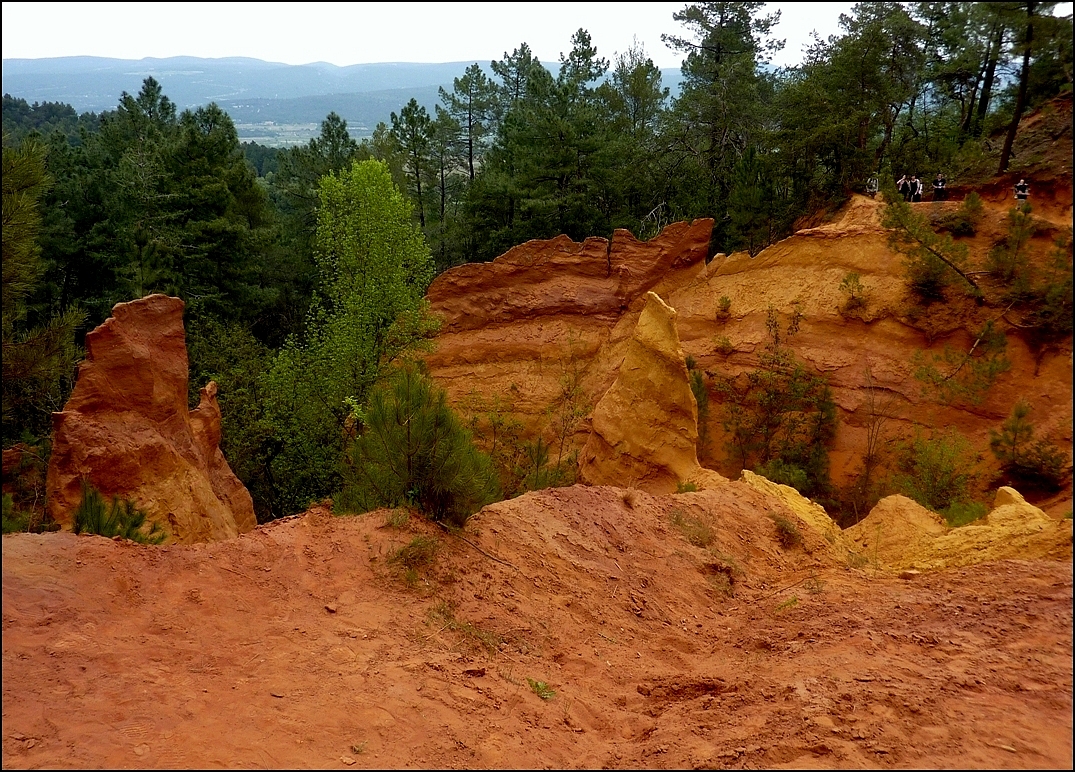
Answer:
935, 192, 983, 237
1008, 229, 1073, 361
883, 198, 981, 304
838, 272, 868, 313
72, 481, 166, 544
891, 429, 983, 521
716, 306, 836, 499
768, 512, 802, 549
716, 295, 732, 321
989, 401, 1068, 493
912, 321, 1011, 406
337, 366, 499, 527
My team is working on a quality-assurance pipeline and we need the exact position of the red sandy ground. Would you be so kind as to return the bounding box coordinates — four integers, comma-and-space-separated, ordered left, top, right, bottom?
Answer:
3, 485, 1072, 769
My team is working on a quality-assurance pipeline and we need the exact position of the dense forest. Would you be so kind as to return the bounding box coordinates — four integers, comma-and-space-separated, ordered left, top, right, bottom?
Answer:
3, 1, 1073, 524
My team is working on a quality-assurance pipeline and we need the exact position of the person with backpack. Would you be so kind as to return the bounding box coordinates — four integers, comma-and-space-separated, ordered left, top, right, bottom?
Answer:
1014, 179, 1030, 201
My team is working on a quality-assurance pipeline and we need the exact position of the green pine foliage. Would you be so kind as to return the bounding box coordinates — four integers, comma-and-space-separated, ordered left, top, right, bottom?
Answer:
882, 197, 981, 303
337, 366, 499, 528
72, 481, 166, 544
261, 159, 438, 517
2, 136, 85, 440
989, 401, 1068, 493
891, 429, 983, 519
716, 306, 836, 499
935, 192, 984, 237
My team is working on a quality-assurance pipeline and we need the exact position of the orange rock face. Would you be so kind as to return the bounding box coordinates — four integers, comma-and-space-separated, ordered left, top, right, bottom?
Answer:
46, 295, 256, 542
425, 220, 715, 455
427, 219, 713, 333
424, 197, 1072, 512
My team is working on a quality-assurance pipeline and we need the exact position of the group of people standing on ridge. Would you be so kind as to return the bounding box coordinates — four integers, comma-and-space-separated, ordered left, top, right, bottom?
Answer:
894, 173, 948, 202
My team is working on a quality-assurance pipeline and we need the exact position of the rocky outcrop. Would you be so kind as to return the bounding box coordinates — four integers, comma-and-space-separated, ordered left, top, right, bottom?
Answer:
740, 470, 846, 548
843, 489, 1072, 571
424, 196, 1072, 511
579, 292, 725, 494
427, 220, 713, 333
46, 295, 256, 543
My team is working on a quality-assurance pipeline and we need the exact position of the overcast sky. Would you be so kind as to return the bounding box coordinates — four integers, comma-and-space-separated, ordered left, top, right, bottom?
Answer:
2, 2, 856, 70
4, 2, 1072, 71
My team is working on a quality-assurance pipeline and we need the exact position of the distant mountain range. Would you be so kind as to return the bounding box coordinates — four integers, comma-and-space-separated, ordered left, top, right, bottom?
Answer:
2, 56, 684, 146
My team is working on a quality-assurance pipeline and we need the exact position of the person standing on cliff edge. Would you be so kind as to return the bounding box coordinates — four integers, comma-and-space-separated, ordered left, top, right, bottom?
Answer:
932, 173, 947, 201
1014, 179, 1030, 201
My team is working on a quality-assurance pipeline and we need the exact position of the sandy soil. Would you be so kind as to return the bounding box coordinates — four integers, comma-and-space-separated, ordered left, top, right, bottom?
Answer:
3, 485, 1072, 769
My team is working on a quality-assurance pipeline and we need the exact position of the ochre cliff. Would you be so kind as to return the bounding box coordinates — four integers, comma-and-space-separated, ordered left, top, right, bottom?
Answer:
424, 195, 1072, 510
46, 295, 256, 543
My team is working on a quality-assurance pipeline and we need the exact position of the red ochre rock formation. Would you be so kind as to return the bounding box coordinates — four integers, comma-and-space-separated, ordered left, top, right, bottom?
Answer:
46, 295, 256, 543
425, 220, 714, 450
427, 219, 713, 333
580, 291, 726, 493
424, 195, 1072, 512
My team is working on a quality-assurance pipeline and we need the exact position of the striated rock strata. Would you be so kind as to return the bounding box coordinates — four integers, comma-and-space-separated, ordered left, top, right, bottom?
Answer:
46, 295, 256, 543
423, 196, 1072, 510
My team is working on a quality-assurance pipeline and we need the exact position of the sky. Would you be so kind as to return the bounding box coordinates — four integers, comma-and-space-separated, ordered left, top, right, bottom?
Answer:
5, 2, 1073, 71
1, 2, 859, 70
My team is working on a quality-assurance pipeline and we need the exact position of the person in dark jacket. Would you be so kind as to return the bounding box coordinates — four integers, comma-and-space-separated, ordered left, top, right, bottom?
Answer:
897, 175, 911, 202
932, 173, 947, 201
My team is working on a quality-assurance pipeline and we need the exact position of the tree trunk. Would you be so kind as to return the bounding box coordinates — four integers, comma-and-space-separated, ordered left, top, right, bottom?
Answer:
998, 3, 1035, 174
974, 23, 1004, 137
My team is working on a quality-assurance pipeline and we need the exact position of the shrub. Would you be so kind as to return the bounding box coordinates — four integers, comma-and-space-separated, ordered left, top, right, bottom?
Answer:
768, 513, 802, 549
838, 272, 868, 312
388, 535, 439, 571
936, 192, 983, 236
383, 508, 410, 529
891, 429, 982, 513
337, 366, 500, 527
1019, 230, 1073, 357
987, 204, 1036, 285
72, 481, 166, 544
670, 508, 714, 547
527, 678, 556, 700
912, 321, 1010, 406
883, 198, 980, 303
755, 458, 809, 494
715, 336, 735, 356
716, 295, 732, 321
716, 306, 836, 499
2, 494, 26, 534
941, 501, 988, 528
989, 401, 1068, 493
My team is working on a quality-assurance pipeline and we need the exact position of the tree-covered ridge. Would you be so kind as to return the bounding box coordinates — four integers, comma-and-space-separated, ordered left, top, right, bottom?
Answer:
2, 1, 1072, 524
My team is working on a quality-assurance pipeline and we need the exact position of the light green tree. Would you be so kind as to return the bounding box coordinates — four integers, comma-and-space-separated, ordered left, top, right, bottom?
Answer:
261, 160, 437, 517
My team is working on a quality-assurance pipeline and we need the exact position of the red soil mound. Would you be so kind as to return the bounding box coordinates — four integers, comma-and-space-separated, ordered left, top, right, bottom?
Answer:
4, 486, 1072, 768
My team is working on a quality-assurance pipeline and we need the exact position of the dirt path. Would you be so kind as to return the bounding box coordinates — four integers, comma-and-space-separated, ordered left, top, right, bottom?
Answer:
3, 491, 1072, 769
